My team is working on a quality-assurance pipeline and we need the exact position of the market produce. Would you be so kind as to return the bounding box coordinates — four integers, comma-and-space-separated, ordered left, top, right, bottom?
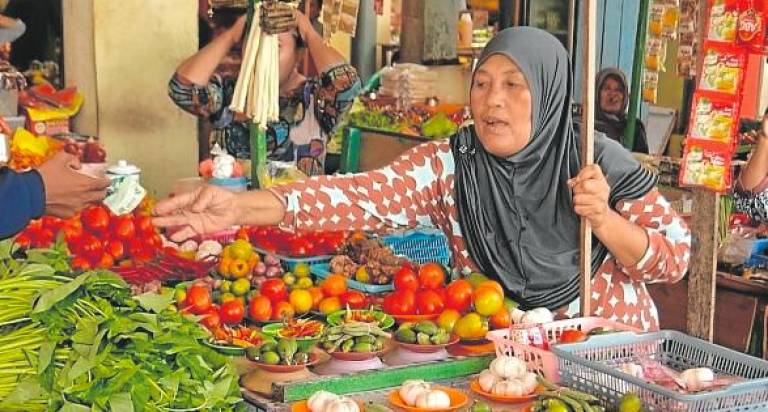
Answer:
330, 237, 406, 285
307, 391, 360, 412
613, 359, 740, 394
0, 240, 242, 411
245, 338, 313, 366
528, 376, 603, 412
277, 318, 324, 338
394, 321, 451, 345
511, 307, 555, 325
328, 308, 392, 328
209, 325, 265, 348
396, 381, 451, 408
243, 226, 349, 257
453, 312, 489, 340
7, 128, 62, 170
398, 380, 433, 407
60, 134, 107, 163
320, 321, 391, 353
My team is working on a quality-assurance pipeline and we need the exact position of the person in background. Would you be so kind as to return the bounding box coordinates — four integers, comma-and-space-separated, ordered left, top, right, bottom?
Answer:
0, 12, 24, 45
0, 152, 110, 239
169, 5, 361, 177
735, 112, 768, 223
153, 28, 690, 331
4, 0, 61, 71
595, 68, 649, 154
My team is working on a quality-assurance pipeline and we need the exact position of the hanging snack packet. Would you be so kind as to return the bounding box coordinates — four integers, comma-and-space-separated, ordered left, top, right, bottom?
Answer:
699, 43, 745, 95
737, 0, 767, 54
662, 4, 680, 38
649, 4, 665, 37
645, 37, 667, 71
642, 70, 660, 103
688, 92, 741, 144
707, 0, 739, 43
679, 140, 732, 192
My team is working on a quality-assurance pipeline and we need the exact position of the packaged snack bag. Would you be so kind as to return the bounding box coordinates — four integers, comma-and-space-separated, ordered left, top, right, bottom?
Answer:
737, 0, 768, 53
708, 0, 740, 43
679, 140, 733, 192
687, 92, 741, 144
699, 42, 746, 95
643, 70, 660, 103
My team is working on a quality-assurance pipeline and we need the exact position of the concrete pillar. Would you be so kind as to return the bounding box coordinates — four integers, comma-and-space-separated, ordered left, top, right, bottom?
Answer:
399, 0, 457, 64
351, 0, 376, 83
62, 0, 198, 197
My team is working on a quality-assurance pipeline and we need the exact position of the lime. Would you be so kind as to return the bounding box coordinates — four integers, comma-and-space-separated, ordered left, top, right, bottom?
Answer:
174, 289, 187, 304
295, 277, 314, 289
245, 346, 261, 362
220, 280, 232, 293
283, 272, 297, 286
545, 399, 569, 412
220, 292, 236, 303
470, 401, 491, 412
619, 393, 643, 412
261, 351, 280, 365
232, 278, 251, 297
294, 263, 311, 278
229, 239, 253, 260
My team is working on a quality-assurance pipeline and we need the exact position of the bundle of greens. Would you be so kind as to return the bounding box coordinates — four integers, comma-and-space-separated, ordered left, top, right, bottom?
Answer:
0, 240, 243, 412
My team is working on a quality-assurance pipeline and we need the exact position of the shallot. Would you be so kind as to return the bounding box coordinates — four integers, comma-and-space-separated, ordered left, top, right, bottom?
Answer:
680, 368, 715, 392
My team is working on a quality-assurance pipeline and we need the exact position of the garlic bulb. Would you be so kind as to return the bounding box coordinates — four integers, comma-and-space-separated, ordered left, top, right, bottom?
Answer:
490, 355, 527, 379
324, 397, 359, 412
521, 372, 538, 395
681, 367, 715, 392
478, 369, 498, 392
399, 380, 431, 406
492, 380, 525, 397
307, 391, 338, 412
414, 389, 451, 409
520, 307, 554, 324
617, 362, 645, 379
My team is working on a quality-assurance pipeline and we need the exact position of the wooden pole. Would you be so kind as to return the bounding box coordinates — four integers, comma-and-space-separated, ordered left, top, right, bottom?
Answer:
686, 189, 719, 341
579, 0, 597, 317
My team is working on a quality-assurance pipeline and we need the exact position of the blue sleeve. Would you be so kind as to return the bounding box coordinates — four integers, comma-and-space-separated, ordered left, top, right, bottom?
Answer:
0, 19, 25, 44
0, 167, 45, 239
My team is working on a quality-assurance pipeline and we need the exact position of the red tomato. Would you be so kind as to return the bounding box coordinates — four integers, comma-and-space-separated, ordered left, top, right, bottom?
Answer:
248, 296, 273, 322
81, 205, 111, 233
260, 278, 288, 302
96, 253, 115, 269
105, 240, 125, 260
71, 256, 92, 271
14, 233, 30, 248
341, 291, 367, 309
78, 233, 104, 262
415, 290, 445, 315
134, 215, 155, 235
111, 216, 135, 241
200, 307, 221, 330
185, 284, 212, 315
558, 330, 588, 344
62, 222, 84, 243
144, 233, 163, 250
445, 279, 473, 312
41, 216, 63, 231
219, 299, 246, 324
382, 290, 416, 315
393, 265, 419, 292
418, 263, 446, 290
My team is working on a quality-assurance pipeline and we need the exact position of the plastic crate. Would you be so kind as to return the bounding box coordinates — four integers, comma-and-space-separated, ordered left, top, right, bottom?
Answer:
310, 263, 393, 294
486, 317, 640, 382
254, 248, 333, 272
551, 330, 768, 411
378, 229, 451, 266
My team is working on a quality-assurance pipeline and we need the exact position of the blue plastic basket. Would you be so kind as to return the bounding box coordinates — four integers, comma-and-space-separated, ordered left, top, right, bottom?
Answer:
378, 229, 451, 266
254, 248, 332, 272
552, 330, 768, 411
745, 239, 768, 267
310, 263, 394, 294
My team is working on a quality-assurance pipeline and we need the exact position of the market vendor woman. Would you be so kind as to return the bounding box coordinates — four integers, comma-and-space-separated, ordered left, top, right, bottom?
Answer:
155, 28, 691, 331
169, 5, 361, 176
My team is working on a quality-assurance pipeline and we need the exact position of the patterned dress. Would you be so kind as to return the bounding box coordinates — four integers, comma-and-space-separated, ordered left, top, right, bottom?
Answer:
168, 63, 361, 176
270, 141, 692, 331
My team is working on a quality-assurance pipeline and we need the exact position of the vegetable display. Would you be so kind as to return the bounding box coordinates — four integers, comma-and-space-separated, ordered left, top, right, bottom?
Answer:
320, 322, 391, 354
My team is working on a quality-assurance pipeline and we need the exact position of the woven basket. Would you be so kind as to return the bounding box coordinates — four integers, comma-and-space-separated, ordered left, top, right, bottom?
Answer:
209, 0, 248, 9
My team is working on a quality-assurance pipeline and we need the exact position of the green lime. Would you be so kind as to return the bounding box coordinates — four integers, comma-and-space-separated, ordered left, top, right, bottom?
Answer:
229, 239, 253, 260
619, 393, 643, 412
220, 280, 232, 293
174, 289, 186, 304
220, 292, 236, 303
245, 346, 261, 362
470, 401, 492, 412
261, 351, 280, 365
545, 399, 569, 412
294, 263, 311, 278
232, 278, 251, 296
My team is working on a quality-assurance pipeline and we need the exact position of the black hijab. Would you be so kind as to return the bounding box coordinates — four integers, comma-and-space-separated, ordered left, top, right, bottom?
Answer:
451, 27, 657, 310
595, 68, 649, 154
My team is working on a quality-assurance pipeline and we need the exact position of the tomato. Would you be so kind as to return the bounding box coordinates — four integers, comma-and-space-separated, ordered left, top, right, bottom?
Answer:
71, 256, 92, 271
341, 290, 367, 309
272, 301, 295, 320
260, 278, 288, 302
322, 274, 348, 297
81, 205, 111, 233
476, 280, 504, 297
200, 306, 221, 330
105, 239, 125, 260
248, 296, 272, 322
219, 299, 246, 324
558, 330, 587, 344
41, 216, 63, 231
437, 309, 461, 333
393, 265, 419, 292
235, 227, 250, 241
418, 262, 446, 290
95, 253, 115, 269
473, 286, 504, 316
415, 290, 445, 315
454, 312, 489, 340
62, 222, 84, 242
445, 279, 473, 312
110, 215, 135, 241
489, 308, 511, 329
185, 284, 213, 315
77, 233, 104, 262
308, 287, 324, 309
145, 233, 163, 250
382, 290, 415, 315
14, 233, 31, 248
134, 215, 155, 236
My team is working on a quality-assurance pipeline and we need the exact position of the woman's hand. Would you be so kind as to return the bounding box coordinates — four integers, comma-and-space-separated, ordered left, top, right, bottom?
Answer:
229, 15, 247, 44
294, 10, 313, 41
568, 164, 612, 229
152, 185, 242, 242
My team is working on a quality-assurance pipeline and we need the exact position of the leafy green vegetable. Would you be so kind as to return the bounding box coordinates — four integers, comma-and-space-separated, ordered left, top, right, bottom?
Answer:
421, 112, 458, 138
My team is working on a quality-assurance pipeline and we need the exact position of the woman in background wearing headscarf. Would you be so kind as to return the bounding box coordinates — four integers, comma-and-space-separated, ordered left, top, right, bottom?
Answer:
152, 28, 690, 331
596, 68, 649, 154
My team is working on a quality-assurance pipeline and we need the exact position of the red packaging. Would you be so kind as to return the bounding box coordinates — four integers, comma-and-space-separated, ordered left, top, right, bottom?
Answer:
698, 42, 747, 95
508, 324, 550, 350
708, 0, 741, 43
737, 0, 768, 53
687, 92, 741, 145
679, 139, 734, 192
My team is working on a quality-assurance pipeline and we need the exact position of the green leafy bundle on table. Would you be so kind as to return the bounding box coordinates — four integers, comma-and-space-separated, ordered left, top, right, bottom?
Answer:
0, 240, 243, 412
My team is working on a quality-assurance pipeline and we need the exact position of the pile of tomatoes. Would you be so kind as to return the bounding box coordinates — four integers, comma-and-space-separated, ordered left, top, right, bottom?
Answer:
241, 226, 349, 257
15, 204, 163, 270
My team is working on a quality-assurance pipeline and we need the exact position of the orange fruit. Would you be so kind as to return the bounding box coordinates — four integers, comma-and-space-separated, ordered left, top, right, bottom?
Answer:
489, 307, 511, 329
318, 296, 342, 315
322, 274, 348, 297
437, 309, 462, 333
473, 286, 503, 316
289, 289, 313, 314
272, 301, 295, 320
308, 287, 325, 309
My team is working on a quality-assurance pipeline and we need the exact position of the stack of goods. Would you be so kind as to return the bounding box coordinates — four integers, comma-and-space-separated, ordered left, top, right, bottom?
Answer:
19, 84, 83, 136
677, 0, 701, 76
0, 60, 26, 119
378, 64, 438, 107
642, 0, 680, 103
329, 237, 406, 285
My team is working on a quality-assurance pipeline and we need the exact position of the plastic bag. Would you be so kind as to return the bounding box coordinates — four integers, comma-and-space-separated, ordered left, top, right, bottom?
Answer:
718, 227, 758, 265
257, 160, 308, 188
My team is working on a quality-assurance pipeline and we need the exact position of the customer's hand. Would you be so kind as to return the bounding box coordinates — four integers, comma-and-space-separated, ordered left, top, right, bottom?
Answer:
229, 15, 247, 44
294, 10, 313, 41
568, 164, 612, 229
36, 151, 110, 218
152, 185, 241, 242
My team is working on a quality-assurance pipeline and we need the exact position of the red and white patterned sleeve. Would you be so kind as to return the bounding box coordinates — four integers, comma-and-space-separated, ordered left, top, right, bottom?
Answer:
269, 141, 453, 232
614, 189, 691, 283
